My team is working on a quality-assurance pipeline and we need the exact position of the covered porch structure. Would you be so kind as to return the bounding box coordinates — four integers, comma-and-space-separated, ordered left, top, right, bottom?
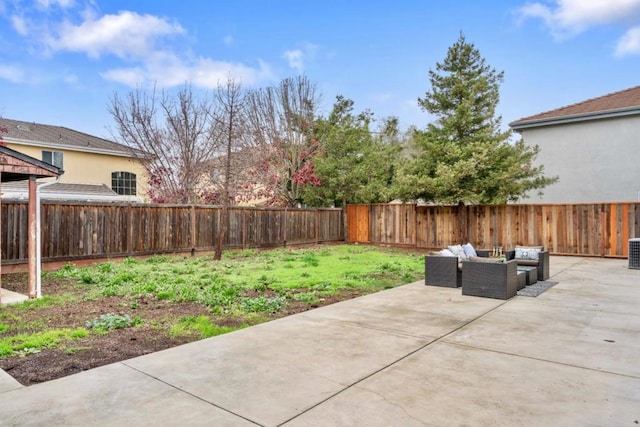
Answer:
0, 145, 63, 304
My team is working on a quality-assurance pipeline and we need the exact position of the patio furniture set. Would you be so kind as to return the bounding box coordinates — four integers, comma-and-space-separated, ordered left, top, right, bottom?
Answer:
424, 244, 550, 300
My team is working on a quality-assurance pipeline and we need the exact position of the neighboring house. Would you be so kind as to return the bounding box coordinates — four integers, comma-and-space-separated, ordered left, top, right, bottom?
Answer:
202, 146, 273, 206
0, 117, 147, 202
510, 86, 640, 203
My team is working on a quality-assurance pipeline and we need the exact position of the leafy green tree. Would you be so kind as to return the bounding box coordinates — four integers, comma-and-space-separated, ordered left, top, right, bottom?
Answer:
301, 96, 399, 207
394, 33, 556, 204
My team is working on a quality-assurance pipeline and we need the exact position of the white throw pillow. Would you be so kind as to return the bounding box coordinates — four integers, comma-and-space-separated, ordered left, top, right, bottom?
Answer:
515, 246, 541, 260
462, 242, 477, 258
439, 249, 456, 257
447, 244, 467, 261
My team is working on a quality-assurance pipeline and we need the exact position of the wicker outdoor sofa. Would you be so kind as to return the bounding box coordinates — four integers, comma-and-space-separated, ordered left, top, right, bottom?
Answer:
424, 244, 550, 300
424, 248, 493, 288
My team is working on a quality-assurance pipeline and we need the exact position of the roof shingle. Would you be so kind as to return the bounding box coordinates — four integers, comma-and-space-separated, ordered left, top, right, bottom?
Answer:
510, 85, 640, 128
0, 117, 134, 156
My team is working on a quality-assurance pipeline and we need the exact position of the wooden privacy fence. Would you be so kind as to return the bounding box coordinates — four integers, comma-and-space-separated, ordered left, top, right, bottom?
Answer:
1, 201, 344, 264
347, 203, 640, 258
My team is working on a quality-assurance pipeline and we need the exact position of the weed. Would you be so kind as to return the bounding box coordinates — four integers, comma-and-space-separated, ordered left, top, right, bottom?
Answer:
85, 313, 141, 332
239, 295, 287, 313
229, 249, 258, 259
146, 255, 169, 264
169, 315, 239, 339
15, 296, 56, 310
0, 323, 9, 333
253, 282, 268, 292
293, 292, 320, 305
15, 347, 41, 357
98, 263, 114, 273
301, 252, 319, 267
65, 346, 90, 355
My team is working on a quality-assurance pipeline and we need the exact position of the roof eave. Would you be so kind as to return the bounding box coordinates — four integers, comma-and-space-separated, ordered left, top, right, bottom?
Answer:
509, 106, 640, 131
3, 137, 137, 158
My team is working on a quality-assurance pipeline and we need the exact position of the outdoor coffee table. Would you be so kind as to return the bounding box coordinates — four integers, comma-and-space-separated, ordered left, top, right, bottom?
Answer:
517, 266, 538, 286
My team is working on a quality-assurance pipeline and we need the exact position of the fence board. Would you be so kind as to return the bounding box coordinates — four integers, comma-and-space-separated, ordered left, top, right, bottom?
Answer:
0, 202, 343, 265
347, 202, 640, 258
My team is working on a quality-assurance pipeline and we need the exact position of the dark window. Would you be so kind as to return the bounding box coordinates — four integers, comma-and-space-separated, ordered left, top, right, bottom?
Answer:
42, 150, 63, 168
111, 171, 137, 195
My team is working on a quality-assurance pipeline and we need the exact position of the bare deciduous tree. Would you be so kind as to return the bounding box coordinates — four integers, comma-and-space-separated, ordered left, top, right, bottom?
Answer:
245, 75, 321, 207
210, 77, 247, 260
109, 84, 220, 203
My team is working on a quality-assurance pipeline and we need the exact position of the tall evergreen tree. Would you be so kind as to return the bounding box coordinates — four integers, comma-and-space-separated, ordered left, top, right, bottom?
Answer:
301, 95, 398, 207
395, 33, 556, 204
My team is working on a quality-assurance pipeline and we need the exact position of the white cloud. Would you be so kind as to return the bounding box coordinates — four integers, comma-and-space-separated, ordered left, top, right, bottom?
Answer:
47, 11, 185, 59
0, 65, 25, 83
282, 43, 318, 72
101, 52, 275, 89
7, 5, 276, 90
11, 14, 28, 35
518, 0, 640, 38
283, 49, 304, 72
37, 0, 75, 9
100, 67, 146, 87
615, 26, 640, 55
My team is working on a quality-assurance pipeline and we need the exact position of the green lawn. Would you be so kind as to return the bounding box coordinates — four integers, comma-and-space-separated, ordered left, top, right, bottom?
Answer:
1, 244, 425, 357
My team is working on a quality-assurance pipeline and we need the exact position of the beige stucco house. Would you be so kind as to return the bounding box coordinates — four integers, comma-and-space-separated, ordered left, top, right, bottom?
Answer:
0, 117, 148, 201
510, 86, 640, 203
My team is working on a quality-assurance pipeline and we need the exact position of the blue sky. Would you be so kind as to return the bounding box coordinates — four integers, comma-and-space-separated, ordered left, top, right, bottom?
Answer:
1, 0, 640, 139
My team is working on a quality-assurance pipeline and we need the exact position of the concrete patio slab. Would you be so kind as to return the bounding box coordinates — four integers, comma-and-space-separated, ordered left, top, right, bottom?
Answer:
0, 363, 257, 426
123, 314, 431, 426
444, 296, 640, 377
0, 256, 638, 426
283, 341, 640, 427
0, 288, 28, 306
295, 281, 505, 338
0, 368, 23, 394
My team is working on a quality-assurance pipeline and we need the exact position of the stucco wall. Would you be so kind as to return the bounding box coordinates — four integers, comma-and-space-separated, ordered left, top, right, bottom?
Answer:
5, 143, 149, 199
518, 115, 640, 203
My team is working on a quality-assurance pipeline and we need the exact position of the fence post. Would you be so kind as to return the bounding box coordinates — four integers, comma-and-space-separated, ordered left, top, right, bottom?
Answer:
283, 208, 287, 247
190, 205, 196, 252
242, 208, 246, 249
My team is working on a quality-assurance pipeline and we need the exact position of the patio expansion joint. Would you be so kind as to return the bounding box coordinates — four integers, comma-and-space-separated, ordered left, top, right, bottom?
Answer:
440, 341, 640, 381
118, 361, 266, 427
325, 318, 438, 342
276, 298, 514, 426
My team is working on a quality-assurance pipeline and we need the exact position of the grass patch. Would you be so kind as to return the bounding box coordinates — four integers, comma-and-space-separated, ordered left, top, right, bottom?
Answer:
1, 244, 424, 359
0, 328, 89, 357
169, 316, 239, 339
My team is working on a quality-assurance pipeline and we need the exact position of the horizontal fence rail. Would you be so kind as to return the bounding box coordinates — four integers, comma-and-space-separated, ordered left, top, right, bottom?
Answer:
347, 203, 640, 258
1, 201, 344, 265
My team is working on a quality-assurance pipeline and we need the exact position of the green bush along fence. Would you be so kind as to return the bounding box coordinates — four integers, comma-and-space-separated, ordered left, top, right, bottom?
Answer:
346, 203, 640, 258
1, 201, 344, 265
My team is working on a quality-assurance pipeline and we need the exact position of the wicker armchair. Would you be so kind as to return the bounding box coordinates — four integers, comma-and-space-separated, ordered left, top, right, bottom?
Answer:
424, 250, 491, 288
461, 259, 518, 300
424, 256, 461, 287
506, 249, 550, 281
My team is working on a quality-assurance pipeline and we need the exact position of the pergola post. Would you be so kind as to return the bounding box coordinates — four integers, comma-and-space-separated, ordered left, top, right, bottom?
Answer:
0, 180, 2, 304
28, 176, 37, 298
0, 145, 62, 303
